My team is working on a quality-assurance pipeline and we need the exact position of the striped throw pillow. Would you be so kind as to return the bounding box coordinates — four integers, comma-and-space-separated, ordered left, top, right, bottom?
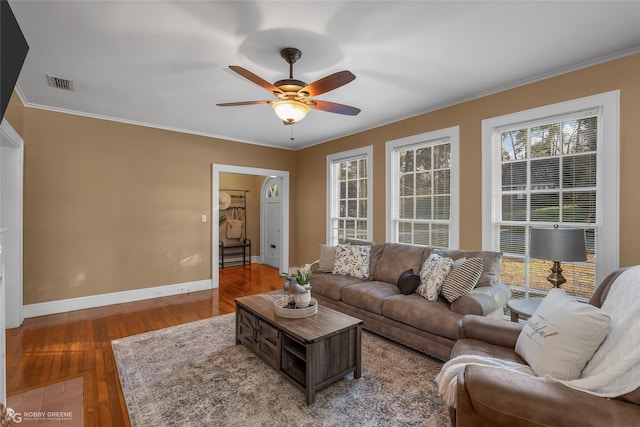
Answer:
440, 257, 484, 303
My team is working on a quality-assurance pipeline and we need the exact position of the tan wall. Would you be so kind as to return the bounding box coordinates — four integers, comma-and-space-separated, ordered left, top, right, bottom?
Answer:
294, 53, 640, 270
20, 108, 296, 304
219, 173, 264, 255
7, 53, 640, 305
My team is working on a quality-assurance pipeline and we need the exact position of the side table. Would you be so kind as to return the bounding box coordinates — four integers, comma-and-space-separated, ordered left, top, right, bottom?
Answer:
507, 298, 542, 322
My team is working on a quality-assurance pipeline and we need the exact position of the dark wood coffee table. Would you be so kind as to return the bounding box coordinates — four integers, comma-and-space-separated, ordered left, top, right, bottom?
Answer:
235, 292, 362, 404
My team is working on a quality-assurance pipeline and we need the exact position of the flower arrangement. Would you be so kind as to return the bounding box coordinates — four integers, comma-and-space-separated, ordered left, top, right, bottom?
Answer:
280, 263, 316, 309
282, 263, 315, 292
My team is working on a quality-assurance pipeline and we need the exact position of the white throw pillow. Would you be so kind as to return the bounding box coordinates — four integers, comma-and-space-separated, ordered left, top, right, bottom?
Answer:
417, 254, 454, 301
515, 288, 612, 380
332, 244, 371, 279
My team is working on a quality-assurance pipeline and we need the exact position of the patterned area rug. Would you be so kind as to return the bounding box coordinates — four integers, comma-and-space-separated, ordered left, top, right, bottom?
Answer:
112, 313, 449, 427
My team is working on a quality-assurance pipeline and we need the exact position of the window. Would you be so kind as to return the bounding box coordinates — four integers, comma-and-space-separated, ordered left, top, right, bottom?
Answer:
266, 182, 280, 198
326, 146, 372, 245
482, 91, 619, 300
386, 127, 459, 248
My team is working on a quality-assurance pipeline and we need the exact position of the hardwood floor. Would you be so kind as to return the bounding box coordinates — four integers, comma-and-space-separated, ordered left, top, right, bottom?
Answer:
5, 264, 284, 427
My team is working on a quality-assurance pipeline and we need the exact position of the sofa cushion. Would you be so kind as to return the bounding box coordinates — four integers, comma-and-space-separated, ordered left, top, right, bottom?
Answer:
382, 294, 462, 340
342, 281, 401, 315
417, 253, 454, 301
333, 244, 371, 279
452, 338, 527, 365
397, 269, 421, 295
434, 249, 502, 287
310, 272, 363, 301
344, 237, 374, 246
620, 387, 640, 406
440, 257, 484, 303
372, 243, 431, 285
515, 288, 611, 380
367, 243, 386, 281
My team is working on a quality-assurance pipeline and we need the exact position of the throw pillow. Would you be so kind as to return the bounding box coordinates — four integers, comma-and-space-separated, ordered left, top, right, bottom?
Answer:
318, 244, 346, 272
515, 288, 612, 380
417, 254, 454, 301
332, 244, 371, 279
397, 268, 421, 295
434, 249, 503, 287
440, 257, 484, 303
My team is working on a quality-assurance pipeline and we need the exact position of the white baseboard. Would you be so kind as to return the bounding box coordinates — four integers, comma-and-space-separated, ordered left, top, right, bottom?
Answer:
23, 279, 213, 319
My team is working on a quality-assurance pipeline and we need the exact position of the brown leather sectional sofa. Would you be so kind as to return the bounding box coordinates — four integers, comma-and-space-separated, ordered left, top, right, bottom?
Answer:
311, 240, 512, 361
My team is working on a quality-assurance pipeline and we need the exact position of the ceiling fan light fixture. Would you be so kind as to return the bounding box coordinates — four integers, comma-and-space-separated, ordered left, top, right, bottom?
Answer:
272, 100, 310, 124
219, 48, 359, 126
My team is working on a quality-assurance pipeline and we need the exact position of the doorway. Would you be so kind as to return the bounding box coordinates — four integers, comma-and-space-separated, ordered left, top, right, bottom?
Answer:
261, 177, 282, 268
212, 165, 289, 288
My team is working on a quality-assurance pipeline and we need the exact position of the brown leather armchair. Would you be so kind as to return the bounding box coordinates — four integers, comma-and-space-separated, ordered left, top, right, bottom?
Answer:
449, 267, 640, 427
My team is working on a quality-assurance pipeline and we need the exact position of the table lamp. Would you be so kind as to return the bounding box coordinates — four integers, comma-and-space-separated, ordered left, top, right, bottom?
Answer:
529, 225, 587, 288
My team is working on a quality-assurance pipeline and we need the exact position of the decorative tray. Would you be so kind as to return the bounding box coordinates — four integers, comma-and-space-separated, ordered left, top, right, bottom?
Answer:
273, 296, 318, 318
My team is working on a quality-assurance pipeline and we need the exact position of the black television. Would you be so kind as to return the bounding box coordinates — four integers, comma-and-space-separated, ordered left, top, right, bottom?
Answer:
1, 0, 29, 121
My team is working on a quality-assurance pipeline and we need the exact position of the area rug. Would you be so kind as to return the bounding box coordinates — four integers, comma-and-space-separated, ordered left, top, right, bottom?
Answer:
112, 313, 449, 426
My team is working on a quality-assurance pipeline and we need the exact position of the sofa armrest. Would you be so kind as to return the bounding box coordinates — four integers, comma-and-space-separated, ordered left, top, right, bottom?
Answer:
457, 365, 640, 427
451, 281, 511, 316
457, 314, 522, 347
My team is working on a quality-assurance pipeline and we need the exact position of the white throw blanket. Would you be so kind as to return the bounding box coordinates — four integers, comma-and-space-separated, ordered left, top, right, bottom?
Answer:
548, 266, 640, 397
435, 354, 535, 408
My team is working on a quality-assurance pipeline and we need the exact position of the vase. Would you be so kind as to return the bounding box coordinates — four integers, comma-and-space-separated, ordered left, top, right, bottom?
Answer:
294, 290, 311, 308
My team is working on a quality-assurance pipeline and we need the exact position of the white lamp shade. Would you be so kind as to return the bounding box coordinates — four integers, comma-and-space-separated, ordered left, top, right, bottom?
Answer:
272, 100, 310, 123
530, 227, 587, 262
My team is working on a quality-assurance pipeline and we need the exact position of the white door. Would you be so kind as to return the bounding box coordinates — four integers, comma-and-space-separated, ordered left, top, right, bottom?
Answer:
261, 178, 282, 268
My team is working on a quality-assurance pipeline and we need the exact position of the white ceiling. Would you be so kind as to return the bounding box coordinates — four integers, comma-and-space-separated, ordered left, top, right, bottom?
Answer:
9, 1, 640, 150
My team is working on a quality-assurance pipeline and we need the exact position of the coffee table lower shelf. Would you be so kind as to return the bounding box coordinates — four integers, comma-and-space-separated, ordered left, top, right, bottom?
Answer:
235, 293, 362, 404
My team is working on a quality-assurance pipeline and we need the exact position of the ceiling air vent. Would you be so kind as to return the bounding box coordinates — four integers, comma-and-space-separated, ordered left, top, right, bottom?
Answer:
46, 74, 74, 91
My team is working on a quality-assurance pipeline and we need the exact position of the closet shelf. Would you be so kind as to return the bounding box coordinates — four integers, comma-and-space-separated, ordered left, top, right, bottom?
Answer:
219, 189, 250, 268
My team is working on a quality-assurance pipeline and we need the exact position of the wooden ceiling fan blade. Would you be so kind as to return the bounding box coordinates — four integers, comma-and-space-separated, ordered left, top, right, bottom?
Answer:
229, 66, 283, 94
216, 100, 271, 106
302, 71, 355, 97
311, 100, 361, 116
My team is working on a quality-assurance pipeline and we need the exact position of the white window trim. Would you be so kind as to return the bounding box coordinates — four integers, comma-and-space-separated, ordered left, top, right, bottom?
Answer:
481, 90, 620, 284
385, 126, 460, 247
326, 145, 373, 245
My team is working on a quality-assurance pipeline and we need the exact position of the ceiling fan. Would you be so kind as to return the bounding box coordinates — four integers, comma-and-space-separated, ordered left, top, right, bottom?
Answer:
217, 47, 360, 125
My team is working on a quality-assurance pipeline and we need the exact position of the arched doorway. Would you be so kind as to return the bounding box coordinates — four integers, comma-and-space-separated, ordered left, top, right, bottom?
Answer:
261, 177, 282, 268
